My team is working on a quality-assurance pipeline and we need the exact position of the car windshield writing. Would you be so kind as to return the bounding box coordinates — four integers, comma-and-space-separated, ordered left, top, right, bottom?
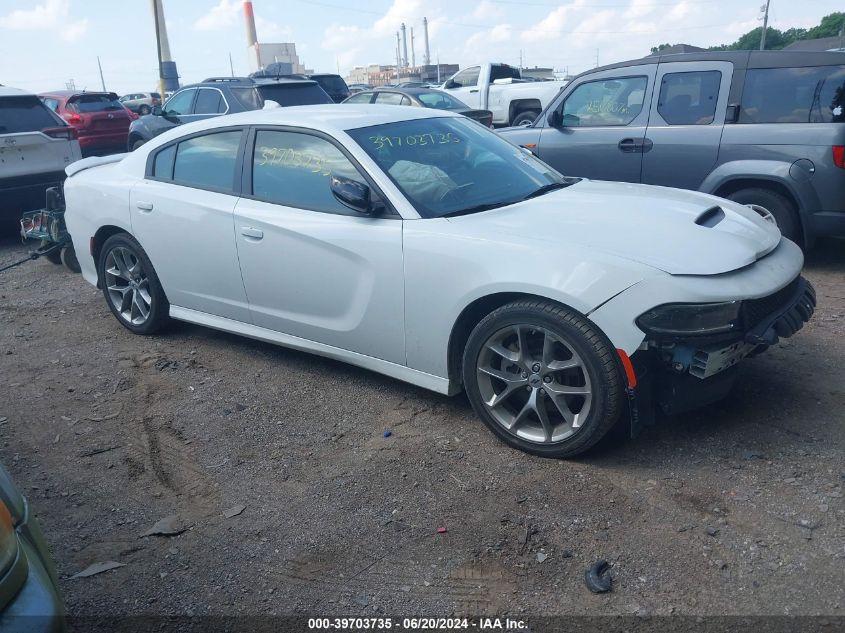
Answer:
348, 117, 569, 218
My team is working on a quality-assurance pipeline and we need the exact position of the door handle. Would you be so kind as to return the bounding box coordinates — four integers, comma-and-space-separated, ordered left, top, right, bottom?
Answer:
618, 138, 643, 153
136, 201, 153, 211
642, 138, 654, 153
240, 227, 264, 240
469, 89, 479, 93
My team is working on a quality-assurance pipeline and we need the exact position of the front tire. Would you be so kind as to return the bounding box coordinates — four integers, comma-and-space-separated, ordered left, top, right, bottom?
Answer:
726, 188, 801, 246
462, 300, 625, 458
98, 233, 169, 335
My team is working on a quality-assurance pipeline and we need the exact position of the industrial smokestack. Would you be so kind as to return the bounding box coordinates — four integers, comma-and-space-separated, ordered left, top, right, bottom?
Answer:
423, 17, 430, 66
410, 27, 415, 67
243, 1, 258, 48
401, 23, 408, 68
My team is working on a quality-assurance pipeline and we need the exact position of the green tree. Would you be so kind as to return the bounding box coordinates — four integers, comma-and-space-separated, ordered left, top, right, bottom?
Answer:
806, 12, 845, 39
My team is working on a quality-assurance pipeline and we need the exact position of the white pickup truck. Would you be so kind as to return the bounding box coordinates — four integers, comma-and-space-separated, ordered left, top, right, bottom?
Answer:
440, 63, 567, 127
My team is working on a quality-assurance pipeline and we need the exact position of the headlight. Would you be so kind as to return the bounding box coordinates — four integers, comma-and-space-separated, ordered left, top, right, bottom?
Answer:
0, 500, 18, 577
636, 302, 741, 336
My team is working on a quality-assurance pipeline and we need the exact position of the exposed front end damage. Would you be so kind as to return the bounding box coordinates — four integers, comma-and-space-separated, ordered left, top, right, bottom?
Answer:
622, 273, 816, 436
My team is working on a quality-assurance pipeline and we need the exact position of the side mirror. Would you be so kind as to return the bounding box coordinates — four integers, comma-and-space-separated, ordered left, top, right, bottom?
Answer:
562, 113, 580, 127
547, 110, 563, 128
151, 105, 163, 116
331, 176, 375, 214
443, 79, 456, 89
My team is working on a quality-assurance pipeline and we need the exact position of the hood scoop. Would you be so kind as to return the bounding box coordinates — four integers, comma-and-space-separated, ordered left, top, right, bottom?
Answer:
695, 206, 726, 228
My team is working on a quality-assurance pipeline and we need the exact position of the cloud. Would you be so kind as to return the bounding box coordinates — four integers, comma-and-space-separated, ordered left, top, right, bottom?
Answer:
195, 0, 240, 31
0, 0, 88, 42
255, 15, 294, 41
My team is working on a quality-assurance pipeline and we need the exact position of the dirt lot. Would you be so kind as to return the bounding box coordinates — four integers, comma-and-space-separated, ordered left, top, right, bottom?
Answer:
0, 233, 844, 622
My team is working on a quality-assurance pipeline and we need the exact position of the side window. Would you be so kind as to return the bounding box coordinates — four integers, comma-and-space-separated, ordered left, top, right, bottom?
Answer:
740, 65, 845, 124
657, 71, 721, 125
561, 76, 648, 127
171, 130, 242, 191
41, 98, 59, 112
164, 89, 195, 115
152, 144, 176, 179
194, 89, 227, 115
400, 96, 412, 106
375, 92, 405, 105
451, 67, 480, 88
252, 130, 370, 215
345, 92, 372, 104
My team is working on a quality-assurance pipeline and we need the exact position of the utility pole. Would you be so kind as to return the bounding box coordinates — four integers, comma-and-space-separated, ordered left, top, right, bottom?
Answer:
595, 49, 600, 67
759, 0, 771, 50
229, 52, 235, 77
151, 0, 166, 98
97, 56, 106, 91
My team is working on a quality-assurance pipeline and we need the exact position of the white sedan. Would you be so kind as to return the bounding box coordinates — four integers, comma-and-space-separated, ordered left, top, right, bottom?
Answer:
62, 105, 815, 458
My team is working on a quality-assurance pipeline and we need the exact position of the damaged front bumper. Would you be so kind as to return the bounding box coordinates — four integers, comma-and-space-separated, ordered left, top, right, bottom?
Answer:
625, 275, 816, 434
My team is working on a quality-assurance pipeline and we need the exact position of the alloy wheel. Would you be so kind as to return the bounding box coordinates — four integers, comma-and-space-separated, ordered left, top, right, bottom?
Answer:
475, 325, 592, 444
104, 247, 152, 326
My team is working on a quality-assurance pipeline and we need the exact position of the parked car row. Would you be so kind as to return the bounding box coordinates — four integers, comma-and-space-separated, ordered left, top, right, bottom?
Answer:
39, 91, 135, 157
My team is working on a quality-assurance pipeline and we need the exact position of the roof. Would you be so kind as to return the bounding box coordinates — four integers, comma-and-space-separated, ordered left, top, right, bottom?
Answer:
0, 86, 34, 97
164, 104, 459, 140
372, 87, 442, 95
783, 36, 845, 52
196, 76, 317, 87
37, 90, 116, 97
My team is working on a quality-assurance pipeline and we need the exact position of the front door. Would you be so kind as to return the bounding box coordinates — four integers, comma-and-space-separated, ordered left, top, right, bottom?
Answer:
444, 66, 482, 109
536, 65, 657, 183
233, 128, 405, 365
130, 128, 250, 322
640, 61, 733, 191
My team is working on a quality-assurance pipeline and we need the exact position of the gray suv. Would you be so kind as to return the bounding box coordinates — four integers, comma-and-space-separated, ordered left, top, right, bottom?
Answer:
499, 51, 845, 247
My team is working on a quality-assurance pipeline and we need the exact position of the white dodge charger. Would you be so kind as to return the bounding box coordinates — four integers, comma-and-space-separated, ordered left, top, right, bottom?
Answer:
62, 105, 815, 457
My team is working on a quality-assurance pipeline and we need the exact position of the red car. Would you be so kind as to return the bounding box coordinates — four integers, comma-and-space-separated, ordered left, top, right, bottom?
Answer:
39, 91, 132, 155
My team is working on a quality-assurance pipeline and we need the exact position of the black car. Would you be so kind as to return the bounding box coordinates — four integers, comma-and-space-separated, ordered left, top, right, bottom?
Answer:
342, 87, 493, 127
308, 74, 351, 103
127, 76, 333, 151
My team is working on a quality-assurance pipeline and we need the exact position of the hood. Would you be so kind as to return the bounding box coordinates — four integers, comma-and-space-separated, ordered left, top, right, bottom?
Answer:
447, 180, 782, 275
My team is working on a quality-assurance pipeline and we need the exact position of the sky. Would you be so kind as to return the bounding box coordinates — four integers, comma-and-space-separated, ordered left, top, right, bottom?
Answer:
0, 0, 836, 94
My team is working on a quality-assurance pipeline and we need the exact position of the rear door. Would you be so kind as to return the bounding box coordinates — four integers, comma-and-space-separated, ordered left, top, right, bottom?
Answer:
640, 61, 733, 190
536, 64, 657, 182
130, 128, 251, 322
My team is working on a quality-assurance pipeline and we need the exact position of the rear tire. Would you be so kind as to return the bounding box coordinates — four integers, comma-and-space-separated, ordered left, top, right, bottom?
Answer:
60, 246, 81, 273
39, 240, 62, 265
130, 138, 146, 152
97, 233, 169, 335
462, 300, 625, 458
512, 110, 539, 126
726, 187, 802, 246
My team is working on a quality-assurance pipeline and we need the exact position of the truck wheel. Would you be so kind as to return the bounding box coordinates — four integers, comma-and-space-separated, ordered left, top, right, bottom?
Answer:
512, 111, 539, 126
726, 188, 801, 246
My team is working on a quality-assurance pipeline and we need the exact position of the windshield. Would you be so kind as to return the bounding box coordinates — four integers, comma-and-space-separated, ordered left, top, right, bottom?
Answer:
347, 116, 572, 218
256, 83, 334, 106
416, 91, 468, 110
67, 94, 123, 112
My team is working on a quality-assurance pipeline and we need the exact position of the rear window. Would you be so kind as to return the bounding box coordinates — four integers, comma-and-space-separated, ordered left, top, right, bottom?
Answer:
0, 96, 63, 133
256, 83, 334, 107
67, 94, 124, 113
740, 65, 845, 124
231, 87, 262, 110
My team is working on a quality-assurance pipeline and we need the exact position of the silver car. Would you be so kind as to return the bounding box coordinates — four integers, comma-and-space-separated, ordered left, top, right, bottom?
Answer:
118, 92, 161, 115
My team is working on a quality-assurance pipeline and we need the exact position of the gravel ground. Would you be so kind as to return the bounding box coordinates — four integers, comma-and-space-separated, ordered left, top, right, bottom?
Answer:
0, 233, 843, 621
